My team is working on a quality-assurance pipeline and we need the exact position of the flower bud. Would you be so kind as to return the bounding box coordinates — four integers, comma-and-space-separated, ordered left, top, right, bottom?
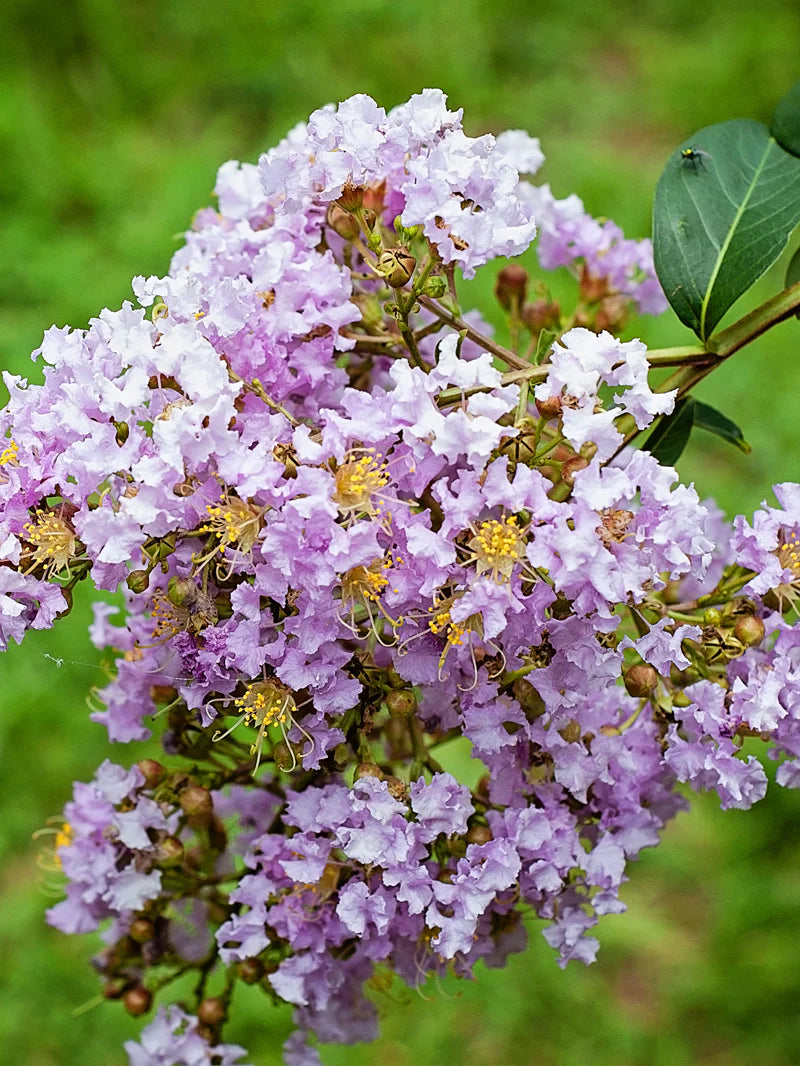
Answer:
167, 576, 198, 608
378, 248, 416, 288
512, 678, 546, 720
123, 986, 152, 1017
149, 684, 177, 704
237, 958, 264, 984
535, 394, 562, 421
594, 295, 628, 334
578, 266, 609, 304
386, 689, 417, 717
558, 719, 582, 743
103, 978, 127, 1000
326, 202, 360, 241
155, 836, 184, 867
126, 569, 151, 594
475, 775, 491, 803
137, 759, 166, 788
354, 763, 383, 781
114, 420, 130, 446
465, 823, 492, 846
197, 997, 227, 1027
669, 663, 700, 687
623, 663, 659, 698
179, 785, 213, 825
733, 614, 766, 648
703, 608, 723, 626
494, 264, 529, 311
129, 918, 155, 944
522, 298, 560, 332
422, 275, 448, 299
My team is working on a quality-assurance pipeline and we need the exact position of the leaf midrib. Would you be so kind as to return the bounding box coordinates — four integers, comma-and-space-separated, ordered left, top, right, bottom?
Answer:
698, 138, 774, 340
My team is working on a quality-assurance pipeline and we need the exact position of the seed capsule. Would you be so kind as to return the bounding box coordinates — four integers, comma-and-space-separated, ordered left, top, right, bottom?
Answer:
378, 248, 416, 288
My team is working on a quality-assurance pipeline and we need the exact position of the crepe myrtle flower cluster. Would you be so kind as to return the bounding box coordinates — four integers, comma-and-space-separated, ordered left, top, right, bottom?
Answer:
2, 89, 798, 1065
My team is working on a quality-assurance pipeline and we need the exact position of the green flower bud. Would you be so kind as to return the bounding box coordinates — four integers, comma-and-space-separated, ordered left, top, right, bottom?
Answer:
512, 678, 546, 720
422, 275, 447, 298
733, 614, 766, 647
167, 576, 198, 608
126, 569, 151, 594
114, 421, 130, 446
558, 719, 582, 743
386, 689, 417, 717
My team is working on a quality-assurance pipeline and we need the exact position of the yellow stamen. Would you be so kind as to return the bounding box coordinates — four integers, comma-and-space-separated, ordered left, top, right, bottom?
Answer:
333, 451, 390, 518
0, 439, 19, 466
773, 529, 800, 609
22, 510, 77, 576
467, 515, 524, 583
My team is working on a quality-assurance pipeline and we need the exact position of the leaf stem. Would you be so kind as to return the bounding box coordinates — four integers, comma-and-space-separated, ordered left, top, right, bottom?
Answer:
418, 296, 531, 370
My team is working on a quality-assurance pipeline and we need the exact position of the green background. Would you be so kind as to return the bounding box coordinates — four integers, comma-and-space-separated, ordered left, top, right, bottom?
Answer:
3, 2, 800, 1063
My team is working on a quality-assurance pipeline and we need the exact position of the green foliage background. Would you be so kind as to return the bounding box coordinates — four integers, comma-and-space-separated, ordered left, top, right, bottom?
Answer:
3, 2, 800, 1063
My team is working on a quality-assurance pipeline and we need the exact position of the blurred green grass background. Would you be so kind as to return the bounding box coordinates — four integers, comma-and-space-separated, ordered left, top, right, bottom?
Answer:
3, 2, 800, 1063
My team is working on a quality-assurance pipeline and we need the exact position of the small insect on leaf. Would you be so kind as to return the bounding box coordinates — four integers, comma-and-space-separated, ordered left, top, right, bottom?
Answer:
680, 147, 711, 173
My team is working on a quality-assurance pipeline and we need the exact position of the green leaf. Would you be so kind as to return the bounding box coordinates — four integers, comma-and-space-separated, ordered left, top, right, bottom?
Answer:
653, 119, 800, 341
534, 328, 558, 365
693, 400, 751, 454
786, 245, 800, 318
644, 397, 695, 466
771, 80, 800, 158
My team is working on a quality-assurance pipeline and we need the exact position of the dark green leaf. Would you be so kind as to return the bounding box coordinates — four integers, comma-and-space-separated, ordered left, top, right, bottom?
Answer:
693, 400, 751, 454
771, 80, 800, 158
644, 397, 695, 466
653, 119, 800, 341
786, 245, 800, 319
